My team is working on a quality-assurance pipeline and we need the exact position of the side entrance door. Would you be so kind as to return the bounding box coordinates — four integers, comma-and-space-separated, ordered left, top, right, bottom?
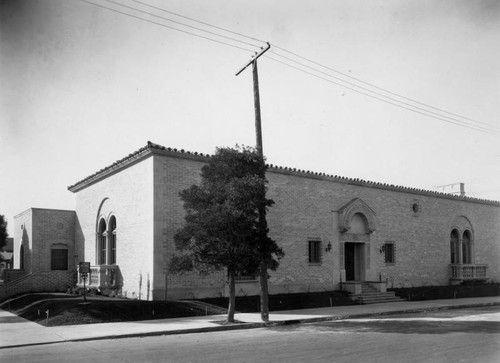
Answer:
345, 242, 355, 281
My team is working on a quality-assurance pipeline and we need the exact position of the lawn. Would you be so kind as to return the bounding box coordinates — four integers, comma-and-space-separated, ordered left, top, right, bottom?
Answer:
1, 290, 353, 326
0, 293, 227, 326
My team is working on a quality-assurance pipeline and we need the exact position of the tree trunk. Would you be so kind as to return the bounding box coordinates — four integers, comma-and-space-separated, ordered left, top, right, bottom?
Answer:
227, 269, 236, 323
259, 260, 269, 322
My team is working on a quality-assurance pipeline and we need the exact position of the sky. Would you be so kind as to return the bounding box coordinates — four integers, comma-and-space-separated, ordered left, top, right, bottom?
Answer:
1, 0, 499, 235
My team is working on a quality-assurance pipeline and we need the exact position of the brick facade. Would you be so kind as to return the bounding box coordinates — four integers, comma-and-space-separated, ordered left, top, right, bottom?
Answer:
13, 208, 76, 274
8, 143, 499, 301
265, 170, 500, 291
0, 271, 74, 301
147, 147, 499, 299
2, 209, 76, 301
73, 155, 155, 300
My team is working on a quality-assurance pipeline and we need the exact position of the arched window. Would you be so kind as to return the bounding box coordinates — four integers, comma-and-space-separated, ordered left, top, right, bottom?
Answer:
98, 218, 107, 265
450, 230, 459, 264
109, 216, 117, 265
462, 230, 472, 264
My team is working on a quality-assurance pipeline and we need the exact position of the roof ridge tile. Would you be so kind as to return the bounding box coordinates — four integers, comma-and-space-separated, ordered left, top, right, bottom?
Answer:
67, 141, 500, 206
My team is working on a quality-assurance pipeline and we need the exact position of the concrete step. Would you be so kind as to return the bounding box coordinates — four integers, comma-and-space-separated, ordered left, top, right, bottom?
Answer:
361, 288, 379, 294
361, 285, 379, 292
357, 298, 405, 304
355, 292, 398, 297
352, 294, 399, 300
350, 290, 406, 304
355, 296, 405, 304
346, 283, 406, 304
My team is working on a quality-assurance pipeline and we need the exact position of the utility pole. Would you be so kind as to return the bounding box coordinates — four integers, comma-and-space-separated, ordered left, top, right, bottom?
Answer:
236, 42, 271, 322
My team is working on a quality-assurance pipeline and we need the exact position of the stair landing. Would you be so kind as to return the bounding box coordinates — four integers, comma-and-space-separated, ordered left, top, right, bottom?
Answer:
349, 283, 405, 304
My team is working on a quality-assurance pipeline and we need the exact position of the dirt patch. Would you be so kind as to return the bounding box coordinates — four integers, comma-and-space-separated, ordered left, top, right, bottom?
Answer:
390, 283, 500, 301
198, 290, 355, 313
0, 293, 227, 326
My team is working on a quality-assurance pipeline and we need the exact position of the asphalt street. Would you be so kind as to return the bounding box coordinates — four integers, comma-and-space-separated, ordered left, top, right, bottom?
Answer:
1, 306, 499, 363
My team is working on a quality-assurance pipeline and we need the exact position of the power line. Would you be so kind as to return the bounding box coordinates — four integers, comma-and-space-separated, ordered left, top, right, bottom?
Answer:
80, 0, 498, 134
271, 44, 494, 129
267, 50, 499, 133
266, 55, 495, 134
265, 55, 497, 134
80, 0, 257, 53
128, 0, 267, 44
101, 0, 263, 49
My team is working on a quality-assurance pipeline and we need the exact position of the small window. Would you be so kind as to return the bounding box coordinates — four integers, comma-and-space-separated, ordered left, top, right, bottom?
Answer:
51, 249, 68, 270
384, 242, 395, 264
308, 240, 321, 264
411, 200, 421, 215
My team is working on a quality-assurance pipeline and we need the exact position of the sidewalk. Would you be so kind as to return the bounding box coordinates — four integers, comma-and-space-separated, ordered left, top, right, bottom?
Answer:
1, 296, 499, 349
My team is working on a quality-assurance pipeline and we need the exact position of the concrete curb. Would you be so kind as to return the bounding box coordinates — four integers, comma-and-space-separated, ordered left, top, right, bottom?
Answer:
2, 300, 499, 350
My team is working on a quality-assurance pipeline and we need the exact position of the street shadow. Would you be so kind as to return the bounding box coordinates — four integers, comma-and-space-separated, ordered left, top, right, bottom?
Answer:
0, 315, 30, 324
273, 320, 500, 335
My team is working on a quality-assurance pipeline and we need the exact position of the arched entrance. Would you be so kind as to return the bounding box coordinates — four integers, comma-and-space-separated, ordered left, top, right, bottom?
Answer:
449, 216, 486, 283
344, 241, 365, 281
338, 198, 376, 285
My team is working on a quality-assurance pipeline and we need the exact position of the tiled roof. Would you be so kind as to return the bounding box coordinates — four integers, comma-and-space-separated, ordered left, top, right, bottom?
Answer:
67, 142, 209, 192
68, 141, 500, 206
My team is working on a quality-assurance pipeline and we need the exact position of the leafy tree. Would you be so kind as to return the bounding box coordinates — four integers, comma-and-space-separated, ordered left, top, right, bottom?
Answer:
170, 146, 283, 322
0, 214, 8, 251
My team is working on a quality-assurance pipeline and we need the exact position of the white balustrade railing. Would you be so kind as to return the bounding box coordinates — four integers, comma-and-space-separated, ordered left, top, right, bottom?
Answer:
77, 265, 121, 288
449, 264, 488, 280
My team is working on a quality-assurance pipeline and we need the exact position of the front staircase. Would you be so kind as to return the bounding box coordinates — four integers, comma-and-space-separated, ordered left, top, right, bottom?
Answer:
349, 283, 405, 304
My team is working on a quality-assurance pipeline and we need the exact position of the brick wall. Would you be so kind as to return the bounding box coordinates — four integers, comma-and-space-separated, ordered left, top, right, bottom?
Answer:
2, 269, 25, 283
74, 156, 155, 300
32, 209, 76, 273
156, 153, 500, 299
70, 147, 500, 300
13, 210, 32, 272
155, 154, 226, 300
0, 271, 74, 302
13, 209, 75, 273
265, 170, 500, 291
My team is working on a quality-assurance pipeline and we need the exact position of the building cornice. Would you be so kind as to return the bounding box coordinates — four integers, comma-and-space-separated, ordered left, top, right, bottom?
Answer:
67, 142, 209, 192
67, 141, 500, 207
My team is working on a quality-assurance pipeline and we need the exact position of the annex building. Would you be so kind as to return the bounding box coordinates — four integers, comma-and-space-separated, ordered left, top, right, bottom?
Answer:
3, 142, 499, 301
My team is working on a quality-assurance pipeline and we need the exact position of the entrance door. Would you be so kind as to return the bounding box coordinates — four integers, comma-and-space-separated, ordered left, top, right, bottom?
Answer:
344, 242, 364, 281
345, 243, 355, 281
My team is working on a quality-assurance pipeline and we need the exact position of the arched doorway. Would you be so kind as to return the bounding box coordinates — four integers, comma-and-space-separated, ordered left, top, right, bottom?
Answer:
344, 213, 369, 281
338, 198, 376, 283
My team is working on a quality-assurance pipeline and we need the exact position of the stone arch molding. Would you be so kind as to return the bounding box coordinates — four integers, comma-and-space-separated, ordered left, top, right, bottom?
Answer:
95, 198, 117, 227
96, 198, 110, 231
450, 215, 474, 236
338, 198, 376, 234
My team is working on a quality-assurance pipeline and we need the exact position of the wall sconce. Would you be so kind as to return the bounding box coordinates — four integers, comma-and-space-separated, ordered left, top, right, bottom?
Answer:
325, 242, 332, 252
380, 245, 385, 254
